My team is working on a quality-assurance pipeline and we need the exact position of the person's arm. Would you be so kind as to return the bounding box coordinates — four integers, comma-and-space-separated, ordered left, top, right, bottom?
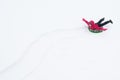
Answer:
98, 27, 107, 31
82, 18, 90, 26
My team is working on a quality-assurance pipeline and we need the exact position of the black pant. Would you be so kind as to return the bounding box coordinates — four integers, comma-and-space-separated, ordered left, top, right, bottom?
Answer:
96, 18, 111, 27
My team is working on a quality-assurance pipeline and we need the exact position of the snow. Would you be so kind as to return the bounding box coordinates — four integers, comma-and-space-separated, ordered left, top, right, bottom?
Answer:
0, 0, 120, 80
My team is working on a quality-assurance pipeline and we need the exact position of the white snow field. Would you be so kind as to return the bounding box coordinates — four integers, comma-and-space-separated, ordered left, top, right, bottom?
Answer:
0, 0, 120, 80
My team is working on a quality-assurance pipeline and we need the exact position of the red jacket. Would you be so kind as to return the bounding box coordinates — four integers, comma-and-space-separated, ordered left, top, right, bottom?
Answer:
82, 18, 107, 31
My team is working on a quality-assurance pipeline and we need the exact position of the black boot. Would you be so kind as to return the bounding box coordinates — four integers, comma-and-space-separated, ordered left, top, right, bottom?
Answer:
109, 20, 113, 24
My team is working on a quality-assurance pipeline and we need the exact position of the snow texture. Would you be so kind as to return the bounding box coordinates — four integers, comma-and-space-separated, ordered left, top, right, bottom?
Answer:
0, 0, 120, 80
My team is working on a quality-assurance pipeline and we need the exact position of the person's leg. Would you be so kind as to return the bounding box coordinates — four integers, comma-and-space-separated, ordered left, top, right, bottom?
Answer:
98, 20, 113, 27
96, 17, 105, 25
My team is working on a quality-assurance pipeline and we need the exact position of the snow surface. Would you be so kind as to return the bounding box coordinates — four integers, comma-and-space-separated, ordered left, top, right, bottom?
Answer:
0, 0, 120, 80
